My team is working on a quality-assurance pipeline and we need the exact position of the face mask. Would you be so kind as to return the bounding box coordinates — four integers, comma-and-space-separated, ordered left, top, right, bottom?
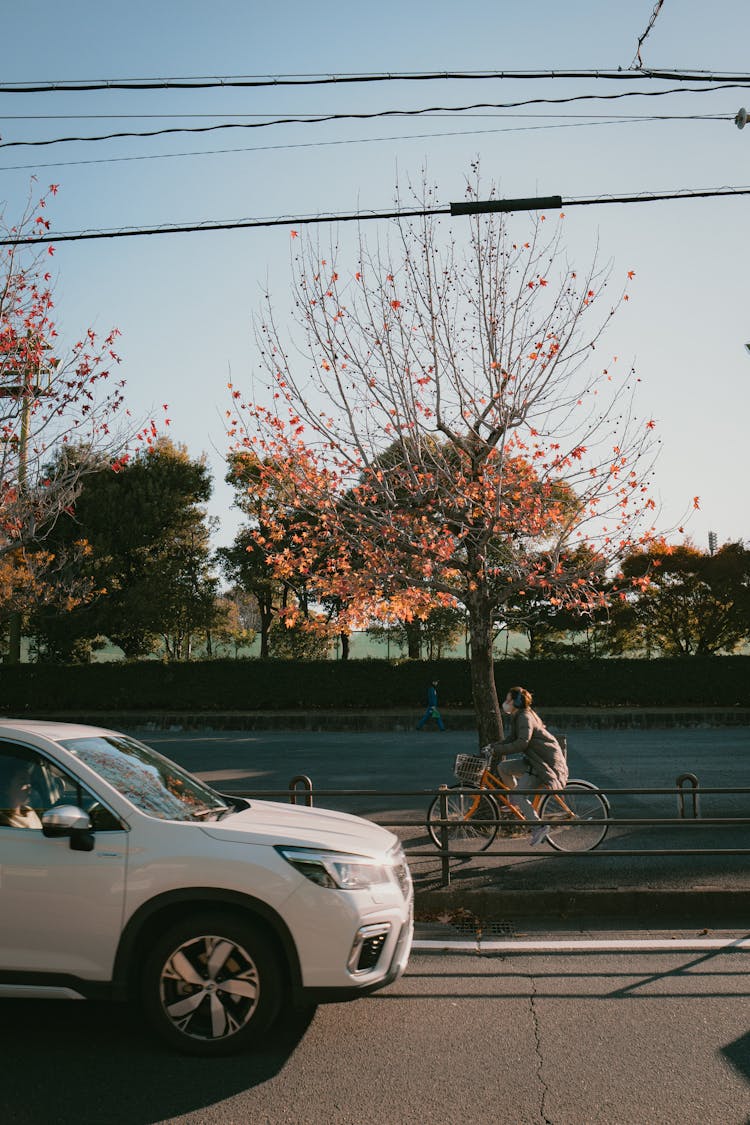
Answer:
502, 700, 515, 715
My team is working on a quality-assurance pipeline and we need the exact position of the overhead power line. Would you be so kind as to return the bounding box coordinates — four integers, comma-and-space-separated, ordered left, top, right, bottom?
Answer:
0, 110, 728, 123
0, 114, 724, 175
2, 186, 749, 248
0, 85, 742, 149
2, 68, 750, 93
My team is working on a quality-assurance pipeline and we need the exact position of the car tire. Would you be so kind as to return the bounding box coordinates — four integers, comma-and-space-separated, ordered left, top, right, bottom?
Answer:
141, 911, 284, 1056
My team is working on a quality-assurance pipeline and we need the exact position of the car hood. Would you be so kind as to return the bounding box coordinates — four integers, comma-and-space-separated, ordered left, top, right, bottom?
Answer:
199, 799, 398, 855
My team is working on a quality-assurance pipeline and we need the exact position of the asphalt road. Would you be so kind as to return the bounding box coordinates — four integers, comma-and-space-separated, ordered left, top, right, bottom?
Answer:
130, 725, 750, 898
4, 940, 749, 1124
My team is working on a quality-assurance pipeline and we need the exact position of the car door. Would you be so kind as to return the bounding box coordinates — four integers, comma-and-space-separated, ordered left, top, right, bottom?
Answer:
0, 742, 128, 981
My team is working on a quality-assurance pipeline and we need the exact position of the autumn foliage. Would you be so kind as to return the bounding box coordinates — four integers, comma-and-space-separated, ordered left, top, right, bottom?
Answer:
227, 174, 667, 741
0, 185, 157, 637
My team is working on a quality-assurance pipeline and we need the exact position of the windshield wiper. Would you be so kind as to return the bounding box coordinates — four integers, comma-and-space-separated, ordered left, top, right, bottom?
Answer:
190, 805, 228, 820
216, 798, 248, 820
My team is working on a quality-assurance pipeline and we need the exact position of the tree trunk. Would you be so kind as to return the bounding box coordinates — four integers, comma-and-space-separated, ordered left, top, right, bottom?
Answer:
405, 619, 422, 659
258, 598, 274, 659
340, 632, 350, 660
466, 592, 502, 748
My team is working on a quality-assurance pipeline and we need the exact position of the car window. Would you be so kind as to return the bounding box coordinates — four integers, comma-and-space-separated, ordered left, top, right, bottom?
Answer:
0, 742, 123, 832
60, 734, 229, 822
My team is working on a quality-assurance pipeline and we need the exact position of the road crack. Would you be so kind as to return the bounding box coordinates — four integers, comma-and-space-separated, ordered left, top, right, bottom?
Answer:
529, 974, 553, 1125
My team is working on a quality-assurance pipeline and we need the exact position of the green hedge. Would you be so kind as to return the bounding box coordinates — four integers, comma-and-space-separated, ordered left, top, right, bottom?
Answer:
1, 655, 749, 712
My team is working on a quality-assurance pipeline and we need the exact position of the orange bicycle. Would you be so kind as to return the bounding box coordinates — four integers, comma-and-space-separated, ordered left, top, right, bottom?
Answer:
426, 746, 610, 854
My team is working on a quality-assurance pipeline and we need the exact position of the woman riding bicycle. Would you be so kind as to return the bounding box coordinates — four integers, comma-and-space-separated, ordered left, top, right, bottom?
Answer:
485, 686, 568, 845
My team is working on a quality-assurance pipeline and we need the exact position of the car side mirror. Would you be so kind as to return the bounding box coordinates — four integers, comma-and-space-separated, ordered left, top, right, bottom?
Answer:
42, 805, 95, 852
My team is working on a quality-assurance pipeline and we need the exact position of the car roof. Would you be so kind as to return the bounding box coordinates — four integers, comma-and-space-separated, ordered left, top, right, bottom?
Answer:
0, 718, 116, 742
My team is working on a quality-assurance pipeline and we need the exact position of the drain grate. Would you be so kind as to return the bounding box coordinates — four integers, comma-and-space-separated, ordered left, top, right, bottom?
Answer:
451, 919, 516, 937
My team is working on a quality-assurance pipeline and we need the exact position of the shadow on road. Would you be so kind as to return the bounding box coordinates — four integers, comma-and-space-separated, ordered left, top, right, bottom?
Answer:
1, 998, 316, 1125
722, 1028, 750, 1087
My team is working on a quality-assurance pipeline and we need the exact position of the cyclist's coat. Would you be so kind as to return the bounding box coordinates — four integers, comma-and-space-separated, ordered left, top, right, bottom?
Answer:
497, 709, 569, 789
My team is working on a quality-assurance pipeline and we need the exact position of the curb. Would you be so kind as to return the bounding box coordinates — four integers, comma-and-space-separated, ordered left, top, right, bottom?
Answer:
411, 935, 750, 950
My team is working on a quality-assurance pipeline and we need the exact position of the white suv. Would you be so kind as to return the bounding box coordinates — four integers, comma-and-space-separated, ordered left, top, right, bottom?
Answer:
0, 719, 413, 1055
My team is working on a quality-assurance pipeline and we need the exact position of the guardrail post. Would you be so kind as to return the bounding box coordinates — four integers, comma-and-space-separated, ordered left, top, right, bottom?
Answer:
289, 775, 314, 807
676, 772, 700, 819
438, 784, 451, 887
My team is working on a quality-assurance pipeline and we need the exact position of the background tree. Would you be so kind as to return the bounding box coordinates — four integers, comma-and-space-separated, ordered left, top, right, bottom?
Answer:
0, 543, 95, 659
501, 543, 618, 658
1, 185, 141, 659
268, 613, 331, 659
369, 605, 466, 659
154, 515, 220, 660
212, 589, 257, 657
221, 450, 327, 657
229, 173, 665, 744
30, 439, 216, 660
619, 540, 750, 656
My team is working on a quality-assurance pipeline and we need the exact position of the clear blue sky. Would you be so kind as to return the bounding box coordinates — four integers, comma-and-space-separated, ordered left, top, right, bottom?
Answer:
2, 1, 749, 552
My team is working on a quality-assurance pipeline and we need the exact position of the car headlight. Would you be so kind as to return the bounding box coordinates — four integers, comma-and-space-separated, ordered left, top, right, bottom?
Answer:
277, 846, 392, 891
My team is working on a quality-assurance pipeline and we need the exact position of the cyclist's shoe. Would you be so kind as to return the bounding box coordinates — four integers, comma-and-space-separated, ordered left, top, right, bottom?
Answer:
530, 824, 550, 846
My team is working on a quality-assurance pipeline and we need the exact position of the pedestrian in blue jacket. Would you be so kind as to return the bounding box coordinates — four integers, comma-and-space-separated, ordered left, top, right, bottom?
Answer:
417, 680, 445, 730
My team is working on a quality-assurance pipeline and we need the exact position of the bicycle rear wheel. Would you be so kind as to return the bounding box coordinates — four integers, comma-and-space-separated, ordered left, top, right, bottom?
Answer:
539, 780, 610, 852
426, 785, 499, 853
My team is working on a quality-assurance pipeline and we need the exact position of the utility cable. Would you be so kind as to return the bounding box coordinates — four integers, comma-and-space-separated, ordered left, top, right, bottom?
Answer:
0, 114, 726, 174
0, 109, 732, 122
2, 186, 750, 248
2, 68, 750, 92
0, 85, 743, 149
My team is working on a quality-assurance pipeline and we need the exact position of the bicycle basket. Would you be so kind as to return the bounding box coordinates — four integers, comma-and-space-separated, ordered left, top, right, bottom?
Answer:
453, 754, 487, 785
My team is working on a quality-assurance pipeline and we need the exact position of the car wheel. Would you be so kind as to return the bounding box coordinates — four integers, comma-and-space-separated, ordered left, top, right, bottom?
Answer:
141, 912, 284, 1056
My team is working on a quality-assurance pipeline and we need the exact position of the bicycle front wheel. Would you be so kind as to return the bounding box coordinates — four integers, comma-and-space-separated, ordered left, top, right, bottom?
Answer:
426, 785, 500, 853
539, 780, 610, 853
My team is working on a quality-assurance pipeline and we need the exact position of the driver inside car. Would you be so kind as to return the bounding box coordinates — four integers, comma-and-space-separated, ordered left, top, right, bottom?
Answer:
0, 757, 42, 829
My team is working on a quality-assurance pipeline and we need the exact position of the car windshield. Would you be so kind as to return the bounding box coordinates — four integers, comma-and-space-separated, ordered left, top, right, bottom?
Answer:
59, 735, 230, 822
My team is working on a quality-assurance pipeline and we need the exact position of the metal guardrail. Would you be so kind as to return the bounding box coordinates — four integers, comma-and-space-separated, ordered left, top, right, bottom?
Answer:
226, 775, 750, 886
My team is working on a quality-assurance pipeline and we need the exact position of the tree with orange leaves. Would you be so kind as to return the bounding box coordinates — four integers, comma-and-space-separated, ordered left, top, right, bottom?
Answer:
1, 185, 147, 659
228, 172, 663, 744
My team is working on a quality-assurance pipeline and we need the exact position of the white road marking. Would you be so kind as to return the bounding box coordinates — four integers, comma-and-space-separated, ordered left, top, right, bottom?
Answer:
412, 936, 750, 953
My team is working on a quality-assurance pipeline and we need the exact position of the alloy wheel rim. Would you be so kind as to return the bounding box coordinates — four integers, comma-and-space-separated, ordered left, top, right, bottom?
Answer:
159, 933, 260, 1040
